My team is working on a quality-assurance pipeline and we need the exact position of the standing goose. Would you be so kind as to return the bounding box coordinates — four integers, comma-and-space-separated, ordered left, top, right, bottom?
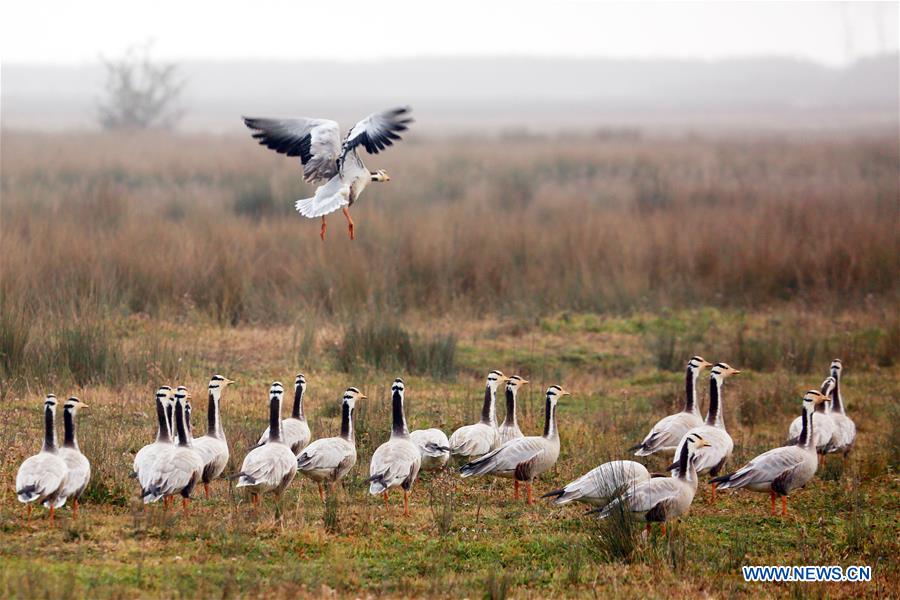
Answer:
296, 387, 366, 502
408, 427, 451, 471
594, 434, 711, 535
448, 370, 507, 459
15, 395, 70, 521
824, 359, 856, 457
497, 375, 528, 446
786, 376, 836, 456
243, 107, 413, 240
192, 375, 235, 499
368, 378, 422, 516
256, 373, 312, 455
711, 390, 828, 516
132, 387, 174, 479
58, 397, 91, 518
630, 356, 712, 456
542, 460, 651, 508
236, 382, 298, 507
141, 388, 204, 511
669, 363, 740, 501
460, 385, 570, 504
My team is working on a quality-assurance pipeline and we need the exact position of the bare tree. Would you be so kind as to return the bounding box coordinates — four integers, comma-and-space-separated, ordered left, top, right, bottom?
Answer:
97, 42, 184, 130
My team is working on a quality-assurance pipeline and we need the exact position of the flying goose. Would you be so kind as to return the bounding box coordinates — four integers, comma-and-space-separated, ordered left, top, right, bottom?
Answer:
542, 460, 651, 508
15, 395, 70, 521
460, 385, 570, 504
368, 378, 422, 516
711, 390, 828, 516
408, 428, 451, 471
594, 434, 710, 535
256, 373, 312, 455
630, 356, 712, 456
243, 107, 413, 240
498, 375, 528, 446
132, 387, 174, 480
236, 382, 298, 507
141, 388, 204, 511
824, 359, 856, 457
669, 363, 740, 502
58, 397, 91, 518
786, 376, 836, 456
192, 375, 235, 498
296, 387, 366, 502
448, 371, 507, 459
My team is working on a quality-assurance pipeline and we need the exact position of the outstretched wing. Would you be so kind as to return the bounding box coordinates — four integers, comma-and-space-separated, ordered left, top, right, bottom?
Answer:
340, 107, 413, 161
242, 117, 341, 182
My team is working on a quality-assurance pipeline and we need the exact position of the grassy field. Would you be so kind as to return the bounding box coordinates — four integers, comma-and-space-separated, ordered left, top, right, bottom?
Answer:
0, 131, 898, 598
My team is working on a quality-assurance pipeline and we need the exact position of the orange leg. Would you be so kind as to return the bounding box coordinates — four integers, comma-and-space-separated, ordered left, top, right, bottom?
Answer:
320, 217, 327, 241
182, 497, 190, 515
661, 523, 667, 536
27, 504, 32, 520
318, 483, 325, 503
710, 482, 717, 504
645, 523, 651, 536
514, 480, 520, 501
342, 206, 355, 240
49, 506, 56, 523
526, 482, 534, 505
73, 499, 79, 519
252, 494, 260, 509
770, 491, 776, 515
204, 483, 210, 500
781, 496, 788, 517
403, 490, 410, 517
383, 490, 389, 508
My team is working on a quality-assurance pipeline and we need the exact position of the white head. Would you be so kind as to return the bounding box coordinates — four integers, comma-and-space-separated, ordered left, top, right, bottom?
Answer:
156, 386, 172, 403
685, 432, 711, 455
819, 376, 836, 397
545, 385, 570, 405
342, 386, 367, 409
802, 389, 828, 409
269, 382, 285, 401
391, 378, 405, 397
209, 374, 234, 395
506, 375, 529, 394
295, 373, 307, 393
64, 397, 89, 412
710, 362, 741, 382
687, 355, 713, 374
830, 359, 842, 377
174, 386, 191, 405
44, 394, 58, 411
370, 169, 391, 182
486, 370, 507, 391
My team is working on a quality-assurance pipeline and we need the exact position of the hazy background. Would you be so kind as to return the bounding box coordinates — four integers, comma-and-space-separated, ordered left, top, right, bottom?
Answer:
2, 1, 898, 132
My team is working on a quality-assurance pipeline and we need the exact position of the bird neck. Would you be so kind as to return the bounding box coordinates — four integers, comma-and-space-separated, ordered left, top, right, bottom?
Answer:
797, 403, 815, 449
340, 402, 354, 441
706, 377, 725, 428
831, 372, 845, 414
292, 386, 305, 420
480, 384, 497, 426
207, 390, 224, 439
676, 443, 697, 484
63, 407, 78, 450
156, 398, 172, 443
268, 396, 282, 442
166, 404, 175, 441
392, 391, 408, 438
684, 367, 699, 415
175, 401, 191, 448
42, 404, 57, 453
543, 397, 558, 439
503, 387, 518, 428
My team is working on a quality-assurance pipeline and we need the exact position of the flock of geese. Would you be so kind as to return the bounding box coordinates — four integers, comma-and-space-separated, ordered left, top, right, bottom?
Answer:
15, 359, 855, 534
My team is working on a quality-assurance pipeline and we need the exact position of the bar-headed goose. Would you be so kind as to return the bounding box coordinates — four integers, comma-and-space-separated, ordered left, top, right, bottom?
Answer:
141, 388, 204, 511
408, 428, 451, 471
368, 378, 422, 516
594, 434, 710, 535
543, 460, 651, 507
297, 387, 366, 502
132, 387, 173, 480
16, 395, 70, 521
787, 376, 836, 455
236, 382, 298, 506
192, 375, 235, 498
58, 397, 91, 518
256, 373, 311, 455
448, 370, 507, 458
669, 363, 740, 501
243, 107, 413, 240
712, 390, 828, 516
460, 385, 570, 504
498, 375, 528, 446
630, 356, 712, 456
824, 359, 856, 457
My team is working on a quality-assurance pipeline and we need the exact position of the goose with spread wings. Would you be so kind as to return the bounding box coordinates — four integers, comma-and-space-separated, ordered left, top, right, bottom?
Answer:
243, 107, 413, 240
